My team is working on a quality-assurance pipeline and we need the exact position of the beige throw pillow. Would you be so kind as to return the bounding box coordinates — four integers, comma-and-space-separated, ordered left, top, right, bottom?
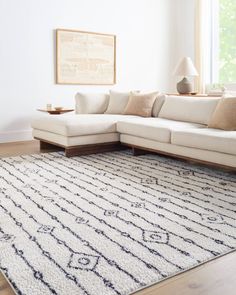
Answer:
123, 92, 159, 117
208, 97, 236, 131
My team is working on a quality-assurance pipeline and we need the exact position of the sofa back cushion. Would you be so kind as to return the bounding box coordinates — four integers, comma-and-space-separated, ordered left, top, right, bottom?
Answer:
152, 94, 166, 117
105, 90, 131, 114
75, 92, 109, 114
158, 96, 220, 124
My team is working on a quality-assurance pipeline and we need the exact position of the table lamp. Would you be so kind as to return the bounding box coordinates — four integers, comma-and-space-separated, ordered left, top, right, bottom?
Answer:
173, 57, 198, 94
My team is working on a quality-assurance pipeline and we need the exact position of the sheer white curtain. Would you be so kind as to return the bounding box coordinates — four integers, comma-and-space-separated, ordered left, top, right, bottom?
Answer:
195, 0, 206, 93
195, 0, 219, 93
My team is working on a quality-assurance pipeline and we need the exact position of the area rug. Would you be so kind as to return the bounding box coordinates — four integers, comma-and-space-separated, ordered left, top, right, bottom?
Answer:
0, 151, 236, 295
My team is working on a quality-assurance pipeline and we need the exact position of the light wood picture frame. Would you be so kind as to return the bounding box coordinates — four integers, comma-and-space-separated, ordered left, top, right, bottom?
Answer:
56, 29, 116, 85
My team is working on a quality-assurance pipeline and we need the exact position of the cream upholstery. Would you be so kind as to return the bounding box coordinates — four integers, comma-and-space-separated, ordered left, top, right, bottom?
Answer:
159, 96, 220, 124
152, 94, 166, 117
120, 134, 236, 168
172, 128, 236, 155
33, 130, 119, 147
32, 93, 236, 168
32, 114, 137, 137
75, 92, 109, 114
117, 118, 204, 143
105, 90, 131, 114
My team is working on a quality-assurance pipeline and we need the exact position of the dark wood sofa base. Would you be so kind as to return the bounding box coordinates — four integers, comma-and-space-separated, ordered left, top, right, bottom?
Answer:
126, 144, 236, 173
39, 140, 64, 151
36, 138, 127, 157
65, 142, 127, 157
35, 138, 236, 172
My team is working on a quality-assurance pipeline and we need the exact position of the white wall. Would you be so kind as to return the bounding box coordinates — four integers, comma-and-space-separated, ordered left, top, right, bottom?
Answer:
0, 0, 174, 143
169, 0, 195, 91
0, 0, 191, 143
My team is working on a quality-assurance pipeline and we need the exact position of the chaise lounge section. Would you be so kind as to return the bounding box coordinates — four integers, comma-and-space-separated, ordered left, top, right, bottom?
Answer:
32, 114, 139, 156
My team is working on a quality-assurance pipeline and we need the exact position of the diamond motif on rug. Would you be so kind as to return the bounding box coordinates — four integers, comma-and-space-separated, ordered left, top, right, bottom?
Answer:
158, 197, 170, 203
37, 225, 55, 234
201, 214, 225, 224
141, 177, 158, 185
104, 210, 119, 217
131, 202, 145, 208
0, 234, 15, 243
143, 230, 169, 244
178, 170, 195, 176
75, 216, 89, 224
68, 252, 100, 271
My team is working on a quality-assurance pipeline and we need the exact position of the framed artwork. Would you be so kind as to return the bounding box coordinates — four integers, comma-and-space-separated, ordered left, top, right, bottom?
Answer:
56, 29, 116, 85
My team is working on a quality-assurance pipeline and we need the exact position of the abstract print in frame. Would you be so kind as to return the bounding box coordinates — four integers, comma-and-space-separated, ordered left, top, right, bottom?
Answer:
56, 29, 116, 85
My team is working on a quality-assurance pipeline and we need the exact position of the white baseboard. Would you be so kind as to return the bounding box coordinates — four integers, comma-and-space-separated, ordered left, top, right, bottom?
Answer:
0, 129, 33, 143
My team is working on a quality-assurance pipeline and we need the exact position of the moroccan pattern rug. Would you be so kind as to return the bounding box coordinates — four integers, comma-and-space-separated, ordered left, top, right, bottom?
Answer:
0, 151, 236, 295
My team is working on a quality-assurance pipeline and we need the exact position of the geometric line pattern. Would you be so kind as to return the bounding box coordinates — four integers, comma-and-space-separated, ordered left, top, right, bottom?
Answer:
0, 150, 235, 295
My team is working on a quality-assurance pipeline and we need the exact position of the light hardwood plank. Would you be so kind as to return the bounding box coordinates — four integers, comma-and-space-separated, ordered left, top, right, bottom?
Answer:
134, 251, 236, 295
0, 273, 15, 295
0, 140, 58, 158
0, 140, 235, 295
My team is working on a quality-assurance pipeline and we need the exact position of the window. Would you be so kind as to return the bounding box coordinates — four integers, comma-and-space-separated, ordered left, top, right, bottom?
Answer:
219, 0, 236, 83
206, 0, 236, 86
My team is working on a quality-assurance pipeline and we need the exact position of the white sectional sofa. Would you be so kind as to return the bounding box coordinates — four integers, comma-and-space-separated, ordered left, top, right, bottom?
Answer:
32, 94, 236, 170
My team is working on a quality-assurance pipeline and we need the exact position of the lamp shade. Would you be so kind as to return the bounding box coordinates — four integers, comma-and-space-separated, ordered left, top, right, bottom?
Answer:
173, 57, 198, 77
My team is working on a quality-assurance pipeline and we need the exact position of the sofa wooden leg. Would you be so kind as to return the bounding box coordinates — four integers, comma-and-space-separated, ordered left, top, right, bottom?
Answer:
40, 140, 55, 150
132, 147, 147, 156
39, 140, 64, 152
65, 148, 73, 157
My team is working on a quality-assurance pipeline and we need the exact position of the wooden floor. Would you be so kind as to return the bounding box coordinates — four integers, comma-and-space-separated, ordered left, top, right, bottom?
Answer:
0, 140, 235, 295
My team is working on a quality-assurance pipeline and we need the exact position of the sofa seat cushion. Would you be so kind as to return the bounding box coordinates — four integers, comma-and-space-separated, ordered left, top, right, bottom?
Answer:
32, 114, 137, 137
117, 118, 204, 143
172, 128, 236, 155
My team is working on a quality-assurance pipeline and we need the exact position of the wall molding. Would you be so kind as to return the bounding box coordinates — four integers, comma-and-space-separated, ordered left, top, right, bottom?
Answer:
0, 129, 33, 143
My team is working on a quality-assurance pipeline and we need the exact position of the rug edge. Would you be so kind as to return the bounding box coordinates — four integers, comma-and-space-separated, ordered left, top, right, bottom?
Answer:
130, 248, 236, 294
0, 270, 17, 295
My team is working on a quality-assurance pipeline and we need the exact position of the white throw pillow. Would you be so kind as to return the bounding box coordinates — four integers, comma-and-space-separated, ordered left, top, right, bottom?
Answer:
152, 94, 166, 117
75, 92, 109, 114
105, 90, 131, 114
158, 96, 220, 125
